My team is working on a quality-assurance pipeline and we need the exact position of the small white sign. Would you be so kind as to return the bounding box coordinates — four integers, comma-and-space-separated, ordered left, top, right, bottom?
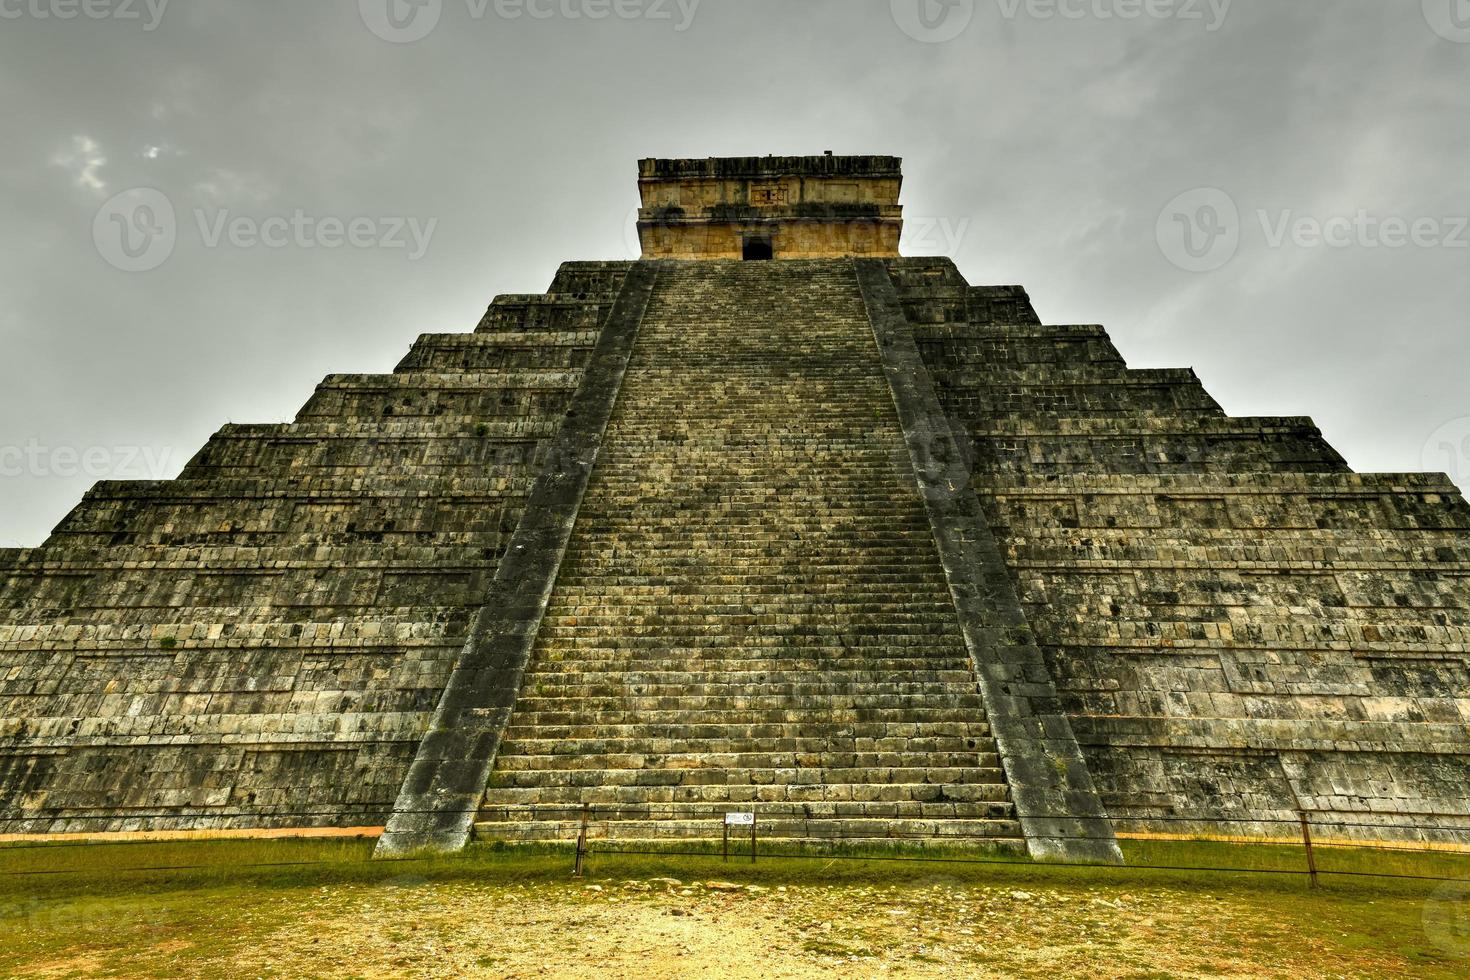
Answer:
725, 812, 755, 827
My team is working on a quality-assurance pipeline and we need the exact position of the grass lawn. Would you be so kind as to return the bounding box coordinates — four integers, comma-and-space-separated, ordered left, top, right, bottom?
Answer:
1, 835, 1467, 977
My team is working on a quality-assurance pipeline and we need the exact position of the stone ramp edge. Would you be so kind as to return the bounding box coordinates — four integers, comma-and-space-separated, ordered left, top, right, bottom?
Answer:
853, 257, 1123, 866
373, 261, 663, 858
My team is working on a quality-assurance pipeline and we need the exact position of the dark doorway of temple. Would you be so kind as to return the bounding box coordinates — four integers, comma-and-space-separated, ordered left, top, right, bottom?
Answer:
742, 237, 774, 260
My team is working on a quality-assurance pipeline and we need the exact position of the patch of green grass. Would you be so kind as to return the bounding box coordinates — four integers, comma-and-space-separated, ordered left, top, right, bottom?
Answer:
1122, 836, 1470, 892
2, 835, 1466, 900
0, 837, 577, 909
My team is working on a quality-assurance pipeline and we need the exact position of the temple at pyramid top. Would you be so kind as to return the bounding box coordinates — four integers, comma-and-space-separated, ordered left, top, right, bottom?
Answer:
636, 154, 904, 260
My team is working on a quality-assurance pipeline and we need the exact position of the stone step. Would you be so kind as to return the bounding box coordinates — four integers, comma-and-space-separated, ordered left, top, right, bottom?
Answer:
491, 750, 1002, 772
546, 588, 959, 600
557, 559, 948, 571
486, 766, 1008, 790
561, 529, 940, 540
528, 647, 971, 661
502, 707, 990, 728
540, 606, 961, 620
577, 478, 921, 488
537, 598, 958, 610
527, 636, 971, 652
498, 722, 994, 742
497, 736, 998, 756
538, 620, 964, 637
519, 658, 978, 676
552, 561, 955, 572
566, 521, 936, 531
512, 699, 988, 718
518, 684, 980, 703
511, 688, 988, 708
536, 618, 964, 633
483, 764, 1014, 795
518, 667, 977, 683
545, 569, 957, 583
472, 815, 1026, 844
570, 519, 935, 531
530, 622, 968, 638
570, 496, 932, 505
480, 792, 1013, 817
311, 370, 582, 392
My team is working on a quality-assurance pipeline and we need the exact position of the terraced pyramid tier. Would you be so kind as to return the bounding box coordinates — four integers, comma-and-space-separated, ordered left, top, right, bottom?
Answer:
889, 258, 1470, 843
0, 261, 633, 835
475, 261, 1022, 846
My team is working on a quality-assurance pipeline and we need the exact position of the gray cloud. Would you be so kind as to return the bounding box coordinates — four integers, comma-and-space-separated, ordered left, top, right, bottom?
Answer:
1, 0, 1467, 545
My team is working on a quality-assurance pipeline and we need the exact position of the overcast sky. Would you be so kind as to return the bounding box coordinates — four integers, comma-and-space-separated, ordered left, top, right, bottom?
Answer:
1, 0, 1467, 546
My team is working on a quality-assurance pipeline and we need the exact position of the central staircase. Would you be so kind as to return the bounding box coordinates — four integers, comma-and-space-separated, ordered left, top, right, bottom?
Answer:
474, 260, 1022, 846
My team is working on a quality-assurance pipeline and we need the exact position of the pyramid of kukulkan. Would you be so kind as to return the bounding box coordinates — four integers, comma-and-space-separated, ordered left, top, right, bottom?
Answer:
3, 156, 1468, 863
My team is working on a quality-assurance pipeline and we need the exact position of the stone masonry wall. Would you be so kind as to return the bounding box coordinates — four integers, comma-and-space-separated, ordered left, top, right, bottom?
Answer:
888, 257, 1470, 843
637, 155, 903, 259
0, 262, 633, 835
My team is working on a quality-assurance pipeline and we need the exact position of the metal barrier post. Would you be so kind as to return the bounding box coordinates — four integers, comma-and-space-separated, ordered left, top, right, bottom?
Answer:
1298, 811, 1319, 888
751, 816, 757, 864
573, 803, 590, 878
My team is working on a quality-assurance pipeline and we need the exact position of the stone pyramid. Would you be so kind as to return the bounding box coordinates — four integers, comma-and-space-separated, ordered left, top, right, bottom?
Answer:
3, 156, 1466, 863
